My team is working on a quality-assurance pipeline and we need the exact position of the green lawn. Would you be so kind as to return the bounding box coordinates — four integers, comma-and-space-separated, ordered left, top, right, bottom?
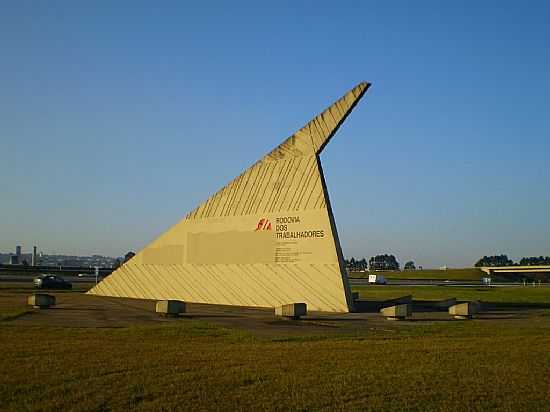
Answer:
2, 286, 550, 411
352, 285, 550, 305
2, 317, 550, 411
350, 268, 484, 281
0, 307, 31, 322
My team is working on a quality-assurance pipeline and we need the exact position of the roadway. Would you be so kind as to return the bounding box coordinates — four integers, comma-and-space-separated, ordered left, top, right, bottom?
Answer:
0, 274, 102, 283
349, 278, 549, 287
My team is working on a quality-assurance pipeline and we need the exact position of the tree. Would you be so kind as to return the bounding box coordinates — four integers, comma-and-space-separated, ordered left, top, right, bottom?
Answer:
369, 254, 399, 271
474, 255, 514, 267
113, 251, 136, 269
112, 258, 122, 269
404, 261, 416, 270
124, 251, 136, 263
519, 256, 550, 266
344, 257, 368, 272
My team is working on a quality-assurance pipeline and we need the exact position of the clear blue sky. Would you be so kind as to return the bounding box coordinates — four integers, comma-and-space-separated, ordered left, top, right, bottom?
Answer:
2, 1, 549, 267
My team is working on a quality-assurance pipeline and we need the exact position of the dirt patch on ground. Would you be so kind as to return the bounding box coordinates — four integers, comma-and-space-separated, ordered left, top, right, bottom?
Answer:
0, 282, 540, 338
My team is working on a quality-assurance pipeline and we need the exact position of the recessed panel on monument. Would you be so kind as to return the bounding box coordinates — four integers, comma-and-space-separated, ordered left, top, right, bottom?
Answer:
88, 82, 371, 312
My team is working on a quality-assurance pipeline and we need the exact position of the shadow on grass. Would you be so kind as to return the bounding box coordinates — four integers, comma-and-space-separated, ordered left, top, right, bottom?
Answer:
407, 318, 454, 323
481, 302, 550, 311
354, 300, 422, 313
41, 307, 103, 311
474, 315, 527, 320
181, 314, 242, 319
0, 309, 32, 322
264, 319, 343, 328
304, 317, 368, 322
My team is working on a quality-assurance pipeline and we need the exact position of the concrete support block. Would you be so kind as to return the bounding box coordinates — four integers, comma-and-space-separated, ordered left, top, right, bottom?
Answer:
449, 302, 479, 319
156, 300, 186, 317
275, 303, 307, 319
27, 294, 56, 309
380, 304, 411, 320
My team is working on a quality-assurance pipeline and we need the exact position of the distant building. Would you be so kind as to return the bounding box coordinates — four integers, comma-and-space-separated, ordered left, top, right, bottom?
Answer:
31, 246, 37, 266
16, 245, 22, 258
1, 251, 118, 267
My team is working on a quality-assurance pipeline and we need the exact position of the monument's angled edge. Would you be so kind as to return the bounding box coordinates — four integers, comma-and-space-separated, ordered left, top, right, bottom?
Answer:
88, 82, 371, 313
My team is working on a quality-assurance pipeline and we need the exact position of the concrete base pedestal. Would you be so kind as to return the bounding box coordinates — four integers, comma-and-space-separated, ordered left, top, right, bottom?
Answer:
27, 294, 56, 309
449, 302, 479, 320
156, 300, 186, 317
380, 304, 411, 320
275, 303, 307, 320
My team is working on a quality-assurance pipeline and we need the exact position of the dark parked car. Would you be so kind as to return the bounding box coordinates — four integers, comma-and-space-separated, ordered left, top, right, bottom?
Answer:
33, 274, 72, 290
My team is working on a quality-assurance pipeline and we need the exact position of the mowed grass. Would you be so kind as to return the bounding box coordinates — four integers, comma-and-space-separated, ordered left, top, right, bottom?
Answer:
353, 285, 550, 306
0, 307, 31, 322
350, 268, 484, 281
2, 287, 550, 411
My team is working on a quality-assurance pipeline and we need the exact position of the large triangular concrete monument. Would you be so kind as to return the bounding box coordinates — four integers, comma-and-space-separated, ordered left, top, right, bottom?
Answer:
89, 82, 371, 312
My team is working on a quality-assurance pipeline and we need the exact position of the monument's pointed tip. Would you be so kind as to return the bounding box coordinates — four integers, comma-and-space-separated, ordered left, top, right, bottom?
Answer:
267, 81, 371, 160
352, 81, 371, 97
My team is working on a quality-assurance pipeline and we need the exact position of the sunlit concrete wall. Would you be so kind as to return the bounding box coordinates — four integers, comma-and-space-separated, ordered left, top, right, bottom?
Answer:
88, 82, 370, 312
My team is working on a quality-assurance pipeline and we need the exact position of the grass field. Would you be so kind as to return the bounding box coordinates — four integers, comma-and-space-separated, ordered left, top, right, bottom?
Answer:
350, 268, 485, 281
350, 268, 487, 281
2, 283, 550, 411
354, 285, 550, 306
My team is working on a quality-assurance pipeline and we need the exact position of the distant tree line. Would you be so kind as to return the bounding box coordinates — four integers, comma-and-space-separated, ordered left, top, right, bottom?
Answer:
519, 256, 550, 266
475, 255, 550, 267
369, 254, 399, 271
404, 261, 416, 270
344, 257, 368, 272
113, 251, 136, 269
345, 254, 406, 272
474, 255, 514, 267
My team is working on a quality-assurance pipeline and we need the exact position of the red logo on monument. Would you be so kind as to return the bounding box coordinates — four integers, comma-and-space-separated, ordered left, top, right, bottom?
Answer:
255, 218, 272, 231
